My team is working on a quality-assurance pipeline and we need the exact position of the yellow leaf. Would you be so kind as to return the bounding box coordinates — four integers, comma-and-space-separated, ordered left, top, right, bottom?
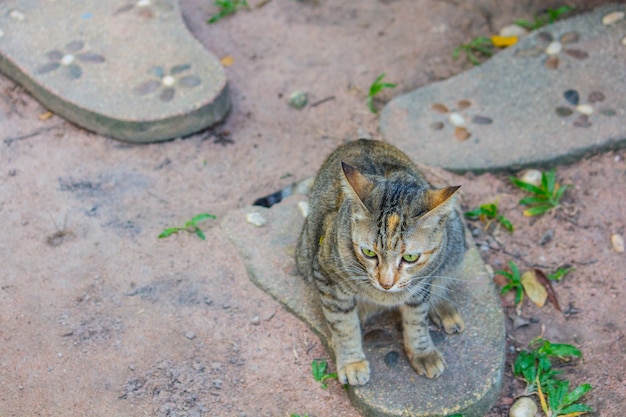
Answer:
39, 111, 53, 120
560, 413, 590, 417
521, 270, 548, 307
537, 377, 549, 416
220, 55, 234, 67
491, 35, 518, 47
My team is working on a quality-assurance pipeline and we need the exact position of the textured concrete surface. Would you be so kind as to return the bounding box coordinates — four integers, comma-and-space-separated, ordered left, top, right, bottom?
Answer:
223, 196, 506, 417
380, 4, 626, 173
0, 0, 229, 142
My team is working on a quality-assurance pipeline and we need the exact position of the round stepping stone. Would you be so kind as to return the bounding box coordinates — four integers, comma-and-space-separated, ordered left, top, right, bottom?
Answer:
0, 0, 229, 143
222, 196, 505, 417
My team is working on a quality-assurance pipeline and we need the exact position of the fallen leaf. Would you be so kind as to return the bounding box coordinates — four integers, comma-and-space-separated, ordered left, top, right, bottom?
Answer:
39, 111, 53, 120
534, 269, 561, 312
521, 270, 548, 307
220, 55, 234, 67
491, 35, 518, 47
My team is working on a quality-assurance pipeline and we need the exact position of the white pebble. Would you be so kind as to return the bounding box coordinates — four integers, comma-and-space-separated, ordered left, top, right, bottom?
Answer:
250, 315, 260, 325
611, 234, 625, 253
9, 10, 26, 21
545, 41, 562, 55
509, 397, 538, 417
520, 169, 542, 187
621, 36, 626, 47
576, 104, 594, 116
295, 177, 314, 195
448, 112, 466, 127
162, 75, 176, 87
297, 201, 310, 218
61, 54, 75, 66
602, 11, 624, 25
246, 212, 267, 227
137, 0, 151, 6
499, 24, 528, 38
0, 29, 4, 38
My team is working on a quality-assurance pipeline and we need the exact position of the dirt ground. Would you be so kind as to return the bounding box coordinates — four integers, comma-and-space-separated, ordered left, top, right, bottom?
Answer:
1, 1, 624, 416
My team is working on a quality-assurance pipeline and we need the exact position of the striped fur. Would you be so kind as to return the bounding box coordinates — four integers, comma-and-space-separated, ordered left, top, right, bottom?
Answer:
296, 139, 466, 385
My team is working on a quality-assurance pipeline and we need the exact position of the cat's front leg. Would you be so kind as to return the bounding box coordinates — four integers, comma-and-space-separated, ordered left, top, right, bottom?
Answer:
319, 292, 370, 385
400, 303, 445, 378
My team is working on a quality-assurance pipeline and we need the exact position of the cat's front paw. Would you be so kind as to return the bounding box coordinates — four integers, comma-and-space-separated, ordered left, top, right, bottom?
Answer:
407, 348, 445, 379
429, 303, 465, 334
337, 359, 370, 385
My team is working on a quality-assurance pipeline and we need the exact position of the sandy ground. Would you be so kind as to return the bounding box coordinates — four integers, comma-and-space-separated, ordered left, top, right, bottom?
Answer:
1, 1, 624, 416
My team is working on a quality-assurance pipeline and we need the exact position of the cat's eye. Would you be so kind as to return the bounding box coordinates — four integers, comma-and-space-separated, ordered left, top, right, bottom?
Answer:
402, 253, 420, 263
361, 248, 377, 258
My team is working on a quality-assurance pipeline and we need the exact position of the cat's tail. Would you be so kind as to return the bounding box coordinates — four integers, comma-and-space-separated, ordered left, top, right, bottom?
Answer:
252, 177, 314, 208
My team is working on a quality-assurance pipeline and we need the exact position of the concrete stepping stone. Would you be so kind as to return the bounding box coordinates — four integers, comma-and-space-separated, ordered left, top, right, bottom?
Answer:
380, 4, 626, 173
0, 0, 229, 143
222, 196, 505, 417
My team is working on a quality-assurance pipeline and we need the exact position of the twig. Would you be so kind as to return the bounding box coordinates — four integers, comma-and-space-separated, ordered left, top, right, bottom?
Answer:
310, 96, 336, 107
4, 122, 65, 145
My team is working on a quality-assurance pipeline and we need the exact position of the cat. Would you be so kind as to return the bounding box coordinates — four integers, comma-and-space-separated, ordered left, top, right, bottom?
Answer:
296, 138, 466, 385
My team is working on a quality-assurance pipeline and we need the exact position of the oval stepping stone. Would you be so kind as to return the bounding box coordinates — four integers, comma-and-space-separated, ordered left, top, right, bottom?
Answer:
380, 4, 626, 172
222, 196, 505, 417
0, 0, 229, 143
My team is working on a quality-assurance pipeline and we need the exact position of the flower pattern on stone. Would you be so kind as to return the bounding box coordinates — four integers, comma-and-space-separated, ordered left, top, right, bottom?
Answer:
516, 31, 588, 70
429, 99, 493, 141
36, 41, 105, 80
114, 0, 174, 19
555, 89, 616, 128
133, 64, 201, 102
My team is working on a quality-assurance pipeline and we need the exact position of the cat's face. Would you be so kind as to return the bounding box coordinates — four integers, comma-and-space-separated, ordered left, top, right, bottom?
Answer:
341, 161, 458, 293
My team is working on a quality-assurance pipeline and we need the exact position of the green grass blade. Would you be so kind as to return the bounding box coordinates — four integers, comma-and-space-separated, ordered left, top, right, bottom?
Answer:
510, 177, 545, 195
519, 196, 548, 206
464, 208, 485, 218
191, 213, 217, 224
158, 227, 181, 238
523, 205, 552, 216
497, 215, 514, 232
562, 383, 592, 407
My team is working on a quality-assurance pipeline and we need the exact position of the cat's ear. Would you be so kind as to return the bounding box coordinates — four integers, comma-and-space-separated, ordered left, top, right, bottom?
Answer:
341, 161, 374, 212
419, 185, 460, 223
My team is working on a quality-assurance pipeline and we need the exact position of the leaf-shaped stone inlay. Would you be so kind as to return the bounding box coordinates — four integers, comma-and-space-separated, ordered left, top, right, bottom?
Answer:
66, 40, 85, 52
149, 66, 165, 78
66, 64, 82, 79
472, 115, 493, 125
545, 56, 559, 69
573, 114, 591, 128
430, 122, 445, 130
115, 3, 135, 14
77, 53, 106, 63
431, 103, 449, 113
454, 127, 471, 141
599, 108, 616, 116
537, 32, 553, 42
171, 64, 191, 75
564, 89, 580, 106
555, 107, 573, 117
516, 46, 545, 58
179, 76, 201, 87
457, 99, 471, 110
46, 50, 64, 61
134, 80, 161, 95
560, 32, 580, 44
588, 91, 605, 103
563, 49, 588, 60
160, 87, 175, 102
37, 62, 61, 74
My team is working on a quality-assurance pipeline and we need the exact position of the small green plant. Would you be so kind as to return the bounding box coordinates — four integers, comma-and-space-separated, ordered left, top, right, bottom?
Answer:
514, 338, 592, 417
495, 260, 524, 304
311, 359, 337, 389
290, 415, 309, 417
515, 5, 574, 31
452, 37, 494, 66
465, 202, 513, 233
367, 73, 397, 113
547, 266, 575, 281
158, 213, 216, 240
510, 169, 568, 216
207, 0, 249, 24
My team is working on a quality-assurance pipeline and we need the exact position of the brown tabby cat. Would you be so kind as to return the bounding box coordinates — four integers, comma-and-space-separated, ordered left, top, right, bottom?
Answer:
296, 139, 466, 385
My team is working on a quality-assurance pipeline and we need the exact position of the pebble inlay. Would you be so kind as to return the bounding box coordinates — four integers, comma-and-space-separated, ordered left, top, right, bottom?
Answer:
37, 40, 105, 80
133, 64, 201, 102
114, 0, 174, 19
516, 30, 588, 70
429, 99, 492, 141
555, 89, 616, 128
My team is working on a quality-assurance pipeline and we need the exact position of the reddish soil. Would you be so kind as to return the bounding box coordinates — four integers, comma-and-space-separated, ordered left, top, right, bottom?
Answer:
1, 1, 624, 416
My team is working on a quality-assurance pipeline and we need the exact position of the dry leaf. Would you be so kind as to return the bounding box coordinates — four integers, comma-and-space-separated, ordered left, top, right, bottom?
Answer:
220, 55, 234, 67
521, 270, 548, 307
490, 35, 518, 47
534, 269, 561, 312
39, 111, 53, 120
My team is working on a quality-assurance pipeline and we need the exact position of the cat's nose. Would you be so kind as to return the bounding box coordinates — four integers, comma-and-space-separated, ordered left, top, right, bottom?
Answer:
379, 282, 393, 290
